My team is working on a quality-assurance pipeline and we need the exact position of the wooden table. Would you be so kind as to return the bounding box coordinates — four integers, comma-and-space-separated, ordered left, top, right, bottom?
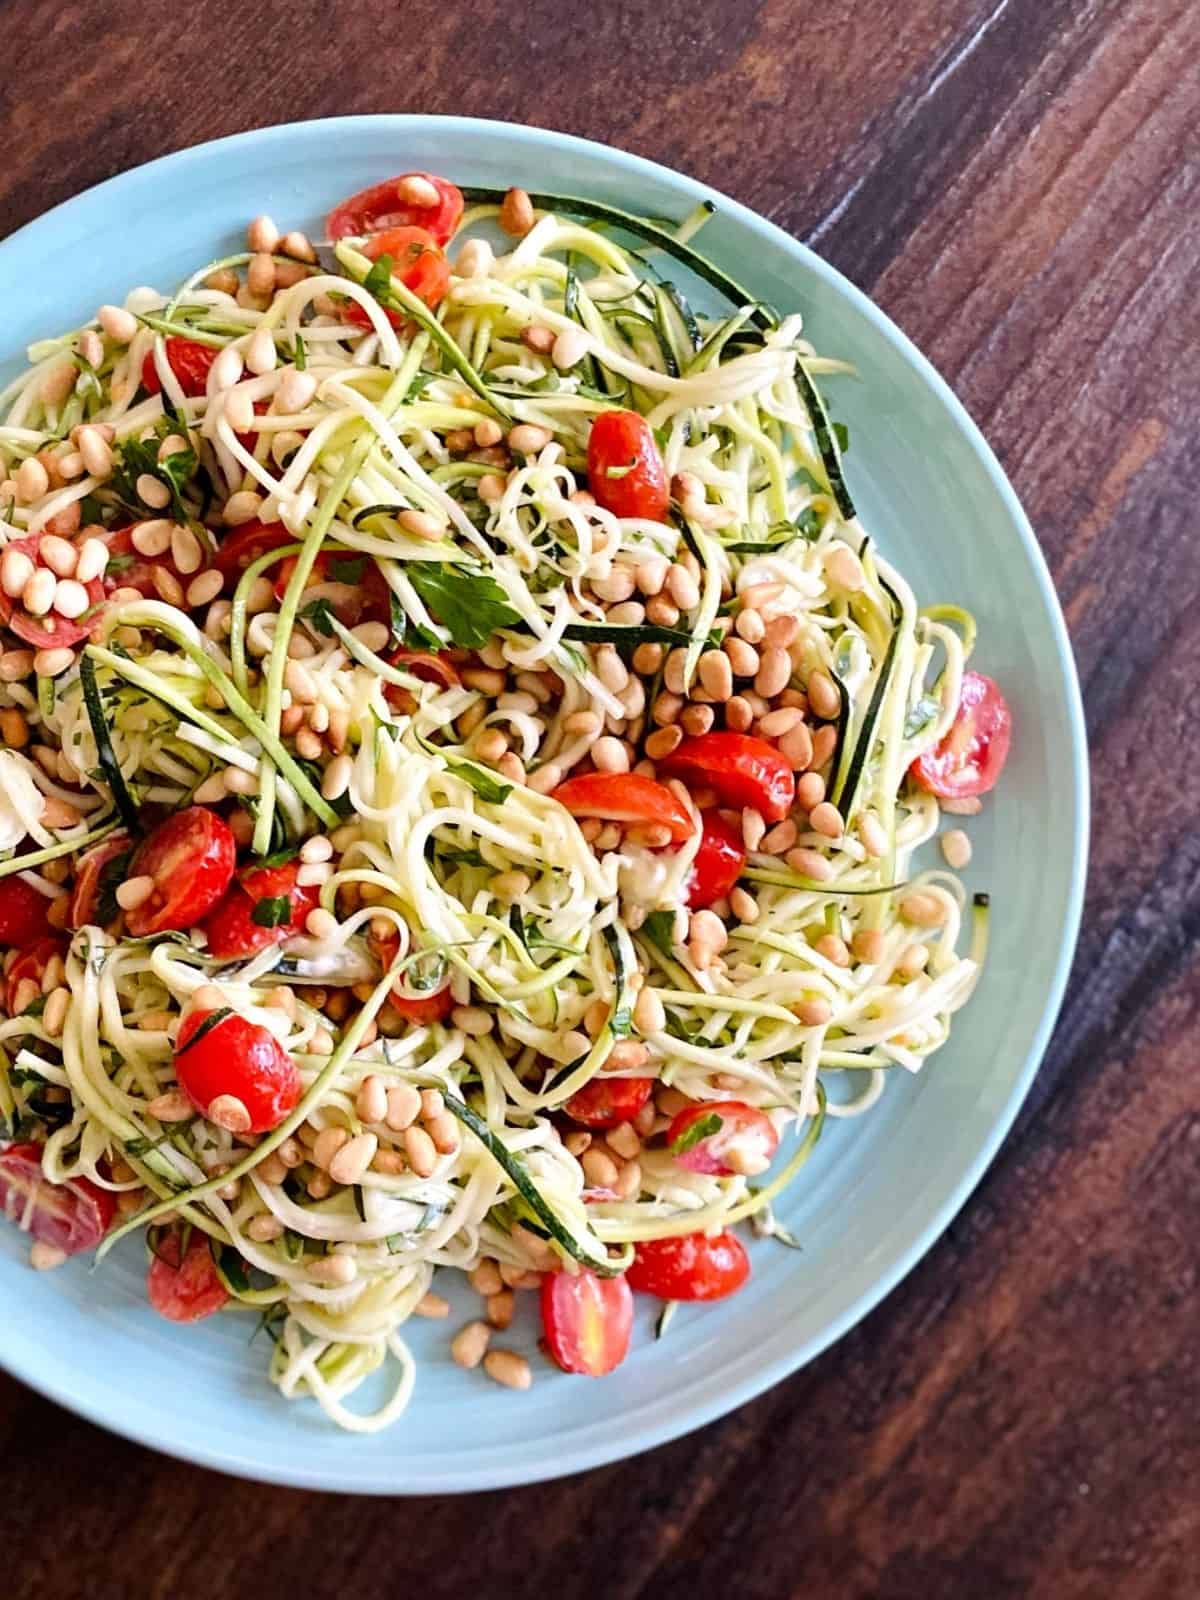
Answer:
4, 1, 1197, 1593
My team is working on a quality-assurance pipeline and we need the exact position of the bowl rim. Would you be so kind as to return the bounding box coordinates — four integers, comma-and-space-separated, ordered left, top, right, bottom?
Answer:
0, 112, 1089, 1493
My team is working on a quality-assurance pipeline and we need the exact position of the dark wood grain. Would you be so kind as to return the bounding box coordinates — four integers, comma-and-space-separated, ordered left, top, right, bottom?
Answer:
3, 0, 1199, 1594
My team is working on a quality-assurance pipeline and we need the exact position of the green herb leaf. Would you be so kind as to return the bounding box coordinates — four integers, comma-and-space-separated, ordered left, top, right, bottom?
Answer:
292, 333, 307, 371
299, 596, 336, 636
327, 555, 366, 585
445, 758, 513, 805
639, 909, 678, 958
362, 252, 395, 303
670, 1111, 721, 1155
251, 895, 293, 928
832, 422, 850, 454
408, 565, 520, 650
110, 418, 196, 524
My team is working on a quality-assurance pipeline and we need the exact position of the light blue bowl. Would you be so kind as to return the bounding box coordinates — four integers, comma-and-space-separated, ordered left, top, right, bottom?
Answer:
0, 116, 1087, 1493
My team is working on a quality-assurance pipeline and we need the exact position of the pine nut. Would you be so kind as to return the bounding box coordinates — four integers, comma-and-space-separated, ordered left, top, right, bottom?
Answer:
22, 567, 55, 615
809, 801, 844, 839
786, 847, 834, 881
98, 304, 137, 342
796, 997, 832, 1026
824, 544, 864, 592
328, 1132, 378, 1186
321, 754, 354, 801
451, 1005, 493, 1036
499, 188, 535, 236
815, 933, 850, 967
779, 722, 814, 770
51, 578, 88, 619
451, 1321, 492, 1369
680, 703, 715, 736
184, 569, 223, 609
900, 891, 944, 927
247, 253, 277, 299
552, 325, 589, 369
581, 1147, 620, 1188
146, 1090, 193, 1122
859, 811, 887, 857
224, 490, 264, 525
796, 771, 826, 810
456, 239, 495, 279
898, 944, 930, 978
755, 646, 792, 699
807, 670, 841, 719
38, 534, 76, 578
42, 986, 70, 1036
74, 537, 109, 583
30, 1241, 67, 1271
698, 650, 733, 702
246, 1213, 285, 1242
34, 647, 76, 678
607, 1039, 650, 1070
762, 818, 798, 853
1, 548, 35, 597
116, 874, 156, 911
507, 422, 551, 454
246, 212, 280, 251
305, 907, 339, 939
853, 928, 886, 964
385, 1084, 422, 1131
941, 828, 972, 869
592, 736, 630, 773
645, 725, 683, 760
404, 1124, 438, 1177
308, 1253, 357, 1286
666, 564, 699, 611
281, 230, 317, 263
208, 1094, 252, 1133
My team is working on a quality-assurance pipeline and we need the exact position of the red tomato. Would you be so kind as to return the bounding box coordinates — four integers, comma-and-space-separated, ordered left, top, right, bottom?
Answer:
343, 226, 451, 329
565, 1075, 654, 1130
626, 1231, 750, 1301
212, 519, 294, 592
272, 549, 390, 626
68, 832, 133, 929
586, 411, 669, 522
327, 172, 464, 246
368, 926, 455, 1022
174, 1007, 302, 1133
0, 873, 53, 944
146, 1227, 230, 1323
100, 525, 187, 602
201, 859, 320, 961
0, 535, 104, 649
0, 1142, 116, 1256
551, 773, 693, 844
124, 808, 236, 936
4, 939, 66, 1015
141, 337, 219, 398
910, 671, 1012, 799
667, 1100, 779, 1177
661, 732, 796, 824
541, 1269, 633, 1376
383, 650, 461, 714
685, 810, 746, 909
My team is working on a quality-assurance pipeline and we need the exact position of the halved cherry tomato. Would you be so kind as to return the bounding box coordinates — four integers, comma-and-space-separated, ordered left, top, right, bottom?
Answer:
4, 938, 66, 1015
910, 671, 1012, 799
564, 1075, 655, 1130
141, 337, 218, 398
343, 226, 451, 330
212, 519, 294, 592
0, 873, 53, 944
661, 732, 796, 824
100, 524, 207, 605
201, 859, 320, 961
685, 810, 746, 909
0, 1142, 116, 1256
68, 831, 133, 929
174, 1007, 302, 1133
383, 649, 461, 714
668, 1100, 779, 1177
551, 773, 693, 844
626, 1231, 750, 1301
368, 925, 455, 1022
273, 549, 390, 626
327, 172, 464, 246
586, 410, 669, 522
147, 1227, 230, 1323
124, 808, 236, 936
541, 1268, 633, 1376
0, 535, 104, 649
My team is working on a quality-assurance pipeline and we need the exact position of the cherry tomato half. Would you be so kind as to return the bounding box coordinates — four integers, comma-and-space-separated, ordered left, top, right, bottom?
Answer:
273, 549, 390, 627
909, 671, 1012, 799
100, 525, 192, 603
668, 1101, 779, 1177
124, 808, 236, 937
0, 873, 53, 944
368, 926, 456, 1023
586, 410, 669, 522
541, 1268, 634, 1376
146, 1227, 230, 1323
626, 1231, 750, 1301
684, 810, 746, 909
4, 939, 66, 1016
551, 773, 694, 844
212, 519, 294, 592
68, 832, 133, 929
0, 535, 104, 649
383, 650, 461, 714
661, 732, 796, 824
326, 172, 464, 246
174, 1007, 302, 1133
141, 337, 218, 398
0, 1142, 116, 1256
201, 859, 320, 961
564, 1075, 655, 1130
343, 227, 451, 329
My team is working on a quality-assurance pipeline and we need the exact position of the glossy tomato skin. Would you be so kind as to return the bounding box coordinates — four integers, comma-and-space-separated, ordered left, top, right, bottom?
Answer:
0, 873, 53, 944
272, 550, 390, 626
565, 1075, 655, 1130
383, 650, 461, 714
141, 337, 218, 398
586, 411, 669, 522
685, 811, 747, 909
0, 1142, 116, 1256
626, 1231, 750, 1301
68, 832, 133, 929
327, 172, 464, 245
662, 732, 796, 824
174, 1007, 302, 1133
212, 520, 294, 592
541, 1269, 634, 1376
344, 227, 450, 329
668, 1101, 779, 1177
124, 808, 236, 937
201, 860, 320, 961
551, 772, 693, 844
147, 1227, 230, 1323
910, 671, 1012, 799
0, 535, 104, 649
4, 939, 66, 1015
368, 926, 456, 1022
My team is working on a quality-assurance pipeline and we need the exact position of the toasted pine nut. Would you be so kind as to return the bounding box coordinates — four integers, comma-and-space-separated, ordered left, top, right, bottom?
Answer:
941, 828, 972, 869
451, 1320, 492, 1369
499, 188, 535, 236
